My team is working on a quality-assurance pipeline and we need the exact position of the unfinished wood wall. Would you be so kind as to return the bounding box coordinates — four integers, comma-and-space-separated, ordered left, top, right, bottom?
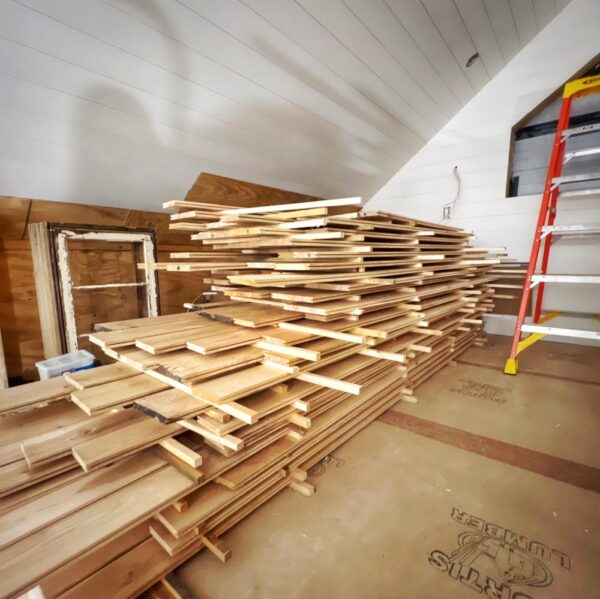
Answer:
0, 197, 199, 380
0, 173, 321, 380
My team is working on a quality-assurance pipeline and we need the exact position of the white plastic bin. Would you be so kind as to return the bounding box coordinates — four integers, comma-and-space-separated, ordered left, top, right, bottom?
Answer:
36, 349, 95, 380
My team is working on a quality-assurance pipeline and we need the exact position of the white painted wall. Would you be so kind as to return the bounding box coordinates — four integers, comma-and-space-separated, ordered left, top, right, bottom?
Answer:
0, 0, 566, 211
367, 0, 600, 343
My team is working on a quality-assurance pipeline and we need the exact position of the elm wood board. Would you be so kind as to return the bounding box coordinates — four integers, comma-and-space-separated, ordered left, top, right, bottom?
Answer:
52, 477, 291, 599
0, 463, 196, 599
0, 376, 74, 415
94, 311, 200, 332
135, 389, 209, 423
63, 362, 138, 389
37, 521, 151, 598
0, 399, 84, 446
150, 519, 200, 557
155, 346, 264, 382
157, 470, 287, 538
21, 409, 146, 468
70, 374, 170, 415
186, 327, 270, 354
0, 467, 87, 517
0, 450, 164, 550
188, 365, 292, 404
0, 400, 86, 468
89, 319, 216, 349
0, 453, 78, 499
72, 417, 183, 471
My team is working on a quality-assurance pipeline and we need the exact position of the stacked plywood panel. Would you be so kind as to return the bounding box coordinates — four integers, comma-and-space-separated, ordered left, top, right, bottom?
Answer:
0, 197, 501, 598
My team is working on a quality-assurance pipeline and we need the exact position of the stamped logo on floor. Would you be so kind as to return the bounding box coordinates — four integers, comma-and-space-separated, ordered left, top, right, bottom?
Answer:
428, 507, 571, 598
449, 378, 510, 404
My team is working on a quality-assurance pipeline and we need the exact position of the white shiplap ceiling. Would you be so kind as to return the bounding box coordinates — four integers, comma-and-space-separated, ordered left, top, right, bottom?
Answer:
0, 0, 571, 210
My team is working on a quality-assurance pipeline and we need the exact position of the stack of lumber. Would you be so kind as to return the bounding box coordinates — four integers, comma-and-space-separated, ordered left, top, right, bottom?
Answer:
0, 197, 501, 598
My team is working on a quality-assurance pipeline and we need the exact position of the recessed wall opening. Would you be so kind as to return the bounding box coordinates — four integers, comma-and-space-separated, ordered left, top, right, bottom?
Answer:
506, 53, 600, 197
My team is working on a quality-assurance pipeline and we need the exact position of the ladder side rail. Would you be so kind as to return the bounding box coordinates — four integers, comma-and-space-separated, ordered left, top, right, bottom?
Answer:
508, 95, 573, 360
533, 156, 567, 323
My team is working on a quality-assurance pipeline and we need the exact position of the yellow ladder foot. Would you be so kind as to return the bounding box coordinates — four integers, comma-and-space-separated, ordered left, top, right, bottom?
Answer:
504, 357, 519, 375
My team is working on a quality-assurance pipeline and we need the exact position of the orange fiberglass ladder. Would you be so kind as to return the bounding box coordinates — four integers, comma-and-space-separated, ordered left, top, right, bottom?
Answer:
504, 74, 600, 375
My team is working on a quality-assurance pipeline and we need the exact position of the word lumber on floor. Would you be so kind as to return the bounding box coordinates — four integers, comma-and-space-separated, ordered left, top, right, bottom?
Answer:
0, 196, 502, 598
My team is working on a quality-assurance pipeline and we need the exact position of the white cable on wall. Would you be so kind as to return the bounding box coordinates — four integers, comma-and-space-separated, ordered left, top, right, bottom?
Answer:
441, 165, 461, 222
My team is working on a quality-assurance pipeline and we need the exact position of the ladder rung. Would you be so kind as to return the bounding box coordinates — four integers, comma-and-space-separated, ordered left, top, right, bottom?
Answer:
563, 146, 600, 163
542, 309, 600, 317
552, 173, 600, 187
562, 123, 600, 138
521, 324, 600, 340
530, 274, 600, 285
559, 188, 600, 198
540, 223, 600, 236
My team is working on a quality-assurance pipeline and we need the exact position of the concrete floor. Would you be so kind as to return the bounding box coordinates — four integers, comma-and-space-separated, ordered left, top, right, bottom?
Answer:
175, 336, 600, 599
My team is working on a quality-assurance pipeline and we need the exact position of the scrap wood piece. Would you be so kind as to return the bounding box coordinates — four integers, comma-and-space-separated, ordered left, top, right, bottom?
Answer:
150, 520, 200, 558
289, 479, 315, 497
159, 438, 203, 468
140, 577, 185, 599
200, 533, 231, 562
178, 420, 244, 452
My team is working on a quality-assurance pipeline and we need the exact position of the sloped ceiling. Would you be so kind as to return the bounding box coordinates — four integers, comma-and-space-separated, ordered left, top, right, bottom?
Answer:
0, 0, 571, 210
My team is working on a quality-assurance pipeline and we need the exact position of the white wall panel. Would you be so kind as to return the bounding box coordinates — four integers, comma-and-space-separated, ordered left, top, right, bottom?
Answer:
0, 0, 566, 210
367, 0, 600, 344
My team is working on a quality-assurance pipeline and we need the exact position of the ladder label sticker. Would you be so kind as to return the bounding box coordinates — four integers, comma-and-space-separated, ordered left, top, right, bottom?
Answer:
428, 507, 572, 598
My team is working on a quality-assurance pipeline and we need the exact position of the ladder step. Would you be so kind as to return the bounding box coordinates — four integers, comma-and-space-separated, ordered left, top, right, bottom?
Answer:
559, 188, 600, 198
563, 146, 600, 163
552, 173, 600, 187
562, 123, 600, 138
541, 223, 600, 236
531, 274, 600, 285
521, 324, 600, 341
542, 309, 600, 317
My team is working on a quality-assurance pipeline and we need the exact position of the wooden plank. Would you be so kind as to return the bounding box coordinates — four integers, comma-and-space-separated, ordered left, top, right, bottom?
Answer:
21, 408, 144, 468
0, 330, 7, 390
135, 389, 208, 423
0, 464, 195, 598
0, 377, 73, 415
0, 450, 164, 550
28, 222, 64, 358
63, 362, 138, 389
200, 534, 231, 562
158, 438, 203, 468
222, 197, 363, 216
72, 418, 183, 471
70, 375, 169, 415
190, 365, 291, 404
